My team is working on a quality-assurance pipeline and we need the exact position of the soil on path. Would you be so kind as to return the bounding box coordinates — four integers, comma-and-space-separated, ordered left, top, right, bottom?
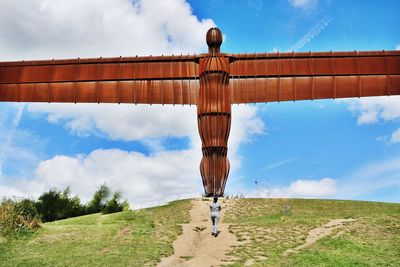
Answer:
284, 218, 358, 256
158, 199, 240, 267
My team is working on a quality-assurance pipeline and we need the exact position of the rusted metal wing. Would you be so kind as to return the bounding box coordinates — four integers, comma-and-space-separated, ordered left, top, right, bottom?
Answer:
229, 50, 400, 103
0, 55, 200, 105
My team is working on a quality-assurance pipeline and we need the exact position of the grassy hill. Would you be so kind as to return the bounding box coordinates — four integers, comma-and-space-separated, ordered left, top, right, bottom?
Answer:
1, 198, 399, 266
0, 200, 191, 267
224, 198, 400, 266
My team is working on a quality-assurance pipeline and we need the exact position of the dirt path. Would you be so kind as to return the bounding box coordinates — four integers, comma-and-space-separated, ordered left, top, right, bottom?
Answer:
158, 199, 240, 267
284, 218, 358, 256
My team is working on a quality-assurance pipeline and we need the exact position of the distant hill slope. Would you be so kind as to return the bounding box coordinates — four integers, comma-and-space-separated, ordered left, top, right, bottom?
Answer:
1, 198, 399, 266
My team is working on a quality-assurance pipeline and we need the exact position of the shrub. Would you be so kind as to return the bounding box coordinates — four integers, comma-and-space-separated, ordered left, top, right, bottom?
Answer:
36, 187, 86, 222
86, 184, 110, 214
0, 199, 41, 237
16, 199, 38, 219
101, 192, 129, 214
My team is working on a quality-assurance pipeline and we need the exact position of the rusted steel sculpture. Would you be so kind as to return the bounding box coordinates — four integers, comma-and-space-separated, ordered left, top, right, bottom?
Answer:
1, 28, 399, 196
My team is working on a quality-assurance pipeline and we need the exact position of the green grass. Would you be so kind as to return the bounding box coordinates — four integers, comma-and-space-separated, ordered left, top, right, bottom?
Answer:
1, 198, 399, 266
0, 199, 191, 267
223, 198, 400, 266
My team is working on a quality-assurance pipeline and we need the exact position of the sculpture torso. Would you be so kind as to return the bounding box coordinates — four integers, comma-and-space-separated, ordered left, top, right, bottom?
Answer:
197, 28, 231, 197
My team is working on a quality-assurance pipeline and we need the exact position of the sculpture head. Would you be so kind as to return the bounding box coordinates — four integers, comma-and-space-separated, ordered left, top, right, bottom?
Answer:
206, 27, 223, 54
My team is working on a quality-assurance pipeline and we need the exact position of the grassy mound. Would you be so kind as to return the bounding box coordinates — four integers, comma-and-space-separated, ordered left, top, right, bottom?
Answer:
1, 198, 399, 266
224, 198, 400, 266
0, 199, 191, 267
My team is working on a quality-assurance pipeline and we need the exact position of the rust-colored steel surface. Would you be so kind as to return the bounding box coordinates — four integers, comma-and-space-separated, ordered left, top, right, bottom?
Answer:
229, 51, 400, 103
1, 27, 400, 197
198, 28, 231, 196
0, 55, 200, 105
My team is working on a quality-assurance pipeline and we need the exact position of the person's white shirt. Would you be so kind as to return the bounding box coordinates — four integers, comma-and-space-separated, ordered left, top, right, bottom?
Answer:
210, 202, 221, 214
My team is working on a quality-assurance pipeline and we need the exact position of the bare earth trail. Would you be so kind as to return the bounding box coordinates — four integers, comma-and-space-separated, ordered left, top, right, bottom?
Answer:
158, 199, 240, 267
284, 218, 358, 256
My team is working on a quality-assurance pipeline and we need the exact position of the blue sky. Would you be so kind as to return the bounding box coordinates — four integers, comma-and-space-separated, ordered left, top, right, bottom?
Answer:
0, 0, 399, 207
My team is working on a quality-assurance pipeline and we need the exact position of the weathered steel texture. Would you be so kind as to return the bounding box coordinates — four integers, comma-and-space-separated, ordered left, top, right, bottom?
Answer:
0, 55, 200, 105
229, 51, 400, 103
198, 28, 231, 196
1, 27, 400, 197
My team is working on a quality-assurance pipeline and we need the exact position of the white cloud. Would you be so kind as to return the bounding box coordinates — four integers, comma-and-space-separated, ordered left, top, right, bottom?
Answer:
27, 104, 198, 142
396, 44, 400, 50
340, 96, 400, 144
0, 185, 28, 200
288, 178, 337, 197
342, 96, 400, 125
0, 148, 201, 208
229, 105, 265, 152
248, 178, 337, 198
26, 103, 264, 154
1, 105, 265, 207
38, 149, 202, 208
0, 0, 215, 61
390, 128, 400, 143
288, 0, 318, 9
357, 110, 379, 124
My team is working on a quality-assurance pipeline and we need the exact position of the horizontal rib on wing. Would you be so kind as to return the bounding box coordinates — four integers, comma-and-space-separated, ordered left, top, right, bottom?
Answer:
229, 50, 400, 103
0, 55, 200, 105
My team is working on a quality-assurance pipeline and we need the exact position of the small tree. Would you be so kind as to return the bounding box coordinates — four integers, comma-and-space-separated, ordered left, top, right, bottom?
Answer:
36, 189, 63, 222
35, 187, 85, 222
86, 184, 110, 214
61, 188, 85, 218
101, 192, 129, 214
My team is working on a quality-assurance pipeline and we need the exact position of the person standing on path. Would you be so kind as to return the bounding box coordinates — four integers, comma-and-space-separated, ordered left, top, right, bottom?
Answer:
210, 197, 221, 237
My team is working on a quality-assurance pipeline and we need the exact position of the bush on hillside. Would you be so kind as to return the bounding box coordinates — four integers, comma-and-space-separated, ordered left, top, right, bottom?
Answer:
16, 199, 39, 219
0, 199, 41, 237
36, 187, 86, 222
1, 185, 130, 228
86, 184, 110, 214
101, 192, 129, 214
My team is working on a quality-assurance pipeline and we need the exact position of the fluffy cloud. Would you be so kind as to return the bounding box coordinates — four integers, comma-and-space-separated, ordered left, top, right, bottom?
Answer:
1, 105, 264, 207
27, 104, 198, 142
287, 178, 337, 197
391, 128, 400, 143
341, 96, 400, 144
26, 104, 264, 153
342, 96, 400, 125
16, 148, 202, 208
248, 178, 337, 198
0, 0, 214, 61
